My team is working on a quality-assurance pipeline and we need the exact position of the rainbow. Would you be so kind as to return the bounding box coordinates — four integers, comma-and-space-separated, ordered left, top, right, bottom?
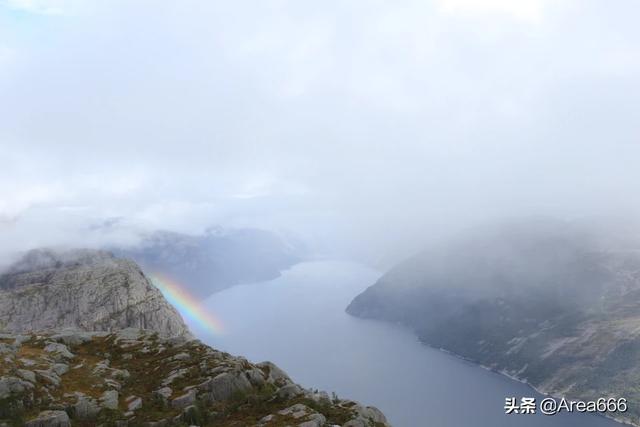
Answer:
150, 273, 225, 334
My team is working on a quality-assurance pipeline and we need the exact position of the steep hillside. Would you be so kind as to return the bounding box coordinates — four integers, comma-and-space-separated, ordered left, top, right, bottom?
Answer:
347, 219, 640, 426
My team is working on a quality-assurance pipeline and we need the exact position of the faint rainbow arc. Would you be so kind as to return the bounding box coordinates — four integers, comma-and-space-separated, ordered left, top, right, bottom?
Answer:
150, 273, 224, 334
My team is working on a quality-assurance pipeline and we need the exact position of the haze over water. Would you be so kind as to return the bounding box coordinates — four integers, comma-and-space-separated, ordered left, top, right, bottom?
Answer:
190, 261, 621, 427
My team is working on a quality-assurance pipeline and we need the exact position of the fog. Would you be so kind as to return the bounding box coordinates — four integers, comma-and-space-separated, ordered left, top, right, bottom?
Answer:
1, 0, 639, 265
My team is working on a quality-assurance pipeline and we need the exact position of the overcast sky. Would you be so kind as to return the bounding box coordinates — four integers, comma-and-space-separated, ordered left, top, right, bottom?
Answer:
1, 0, 639, 263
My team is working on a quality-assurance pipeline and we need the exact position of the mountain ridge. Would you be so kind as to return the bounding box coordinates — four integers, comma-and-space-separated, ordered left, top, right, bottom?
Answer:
115, 228, 304, 298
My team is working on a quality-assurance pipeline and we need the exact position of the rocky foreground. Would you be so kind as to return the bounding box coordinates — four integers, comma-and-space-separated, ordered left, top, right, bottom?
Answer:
0, 328, 388, 427
0, 249, 390, 427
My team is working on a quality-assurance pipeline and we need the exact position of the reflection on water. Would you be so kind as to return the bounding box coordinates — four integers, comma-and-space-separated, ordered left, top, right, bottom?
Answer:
188, 261, 621, 427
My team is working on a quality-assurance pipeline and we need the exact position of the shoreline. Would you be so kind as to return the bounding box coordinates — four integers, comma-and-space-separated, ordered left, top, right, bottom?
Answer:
431, 342, 634, 427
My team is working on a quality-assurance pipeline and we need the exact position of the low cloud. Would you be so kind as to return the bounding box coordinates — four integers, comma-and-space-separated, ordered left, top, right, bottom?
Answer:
1, 0, 639, 264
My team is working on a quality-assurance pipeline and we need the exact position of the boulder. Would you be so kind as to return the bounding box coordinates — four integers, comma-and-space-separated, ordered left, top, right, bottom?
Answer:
298, 414, 326, 427
153, 386, 173, 404
353, 404, 388, 424
171, 389, 197, 409
24, 410, 71, 427
17, 369, 36, 383
100, 389, 119, 410
200, 371, 252, 402
276, 383, 303, 399
257, 361, 291, 386
278, 403, 312, 419
126, 395, 143, 412
51, 363, 69, 376
43, 343, 74, 360
74, 395, 100, 419
0, 376, 33, 399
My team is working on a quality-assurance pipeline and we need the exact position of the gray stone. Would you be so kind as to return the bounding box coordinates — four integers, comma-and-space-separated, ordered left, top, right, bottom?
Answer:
0, 376, 33, 399
162, 367, 189, 386
278, 403, 311, 419
258, 414, 275, 424
24, 410, 71, 427
352, 404, 388, 424
74, 395, 100, 419
43, 343, 74, 360
17, 369, 37, 383
20, 358, 37, 366
111, 368, 131, 380
35, 370, 61, 387
153, 386, 173, 404
0, 343, 14, 354
257, 361, 291, 386
100, 389, 119, 410
51, 363, 69, 376
180, 405, 199, 424
343, 420, 367, 427
170, 352, 191, 361
298, 413, 326, 427
245, 367, 266, 387
171, 389, 197, 409
126, 395, 143, 411
276, 383, 303, 399
199, 371, 252, 402
105, 378, 122, 390
50, 331, 97, 346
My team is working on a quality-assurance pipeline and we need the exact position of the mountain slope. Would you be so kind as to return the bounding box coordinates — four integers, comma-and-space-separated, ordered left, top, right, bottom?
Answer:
347, 219, 640, 426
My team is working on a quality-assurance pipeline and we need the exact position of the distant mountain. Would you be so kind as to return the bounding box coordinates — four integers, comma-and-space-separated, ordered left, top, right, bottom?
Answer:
116, 227, 305, 297
347, 219, 640, 426
0, 249, 389, 426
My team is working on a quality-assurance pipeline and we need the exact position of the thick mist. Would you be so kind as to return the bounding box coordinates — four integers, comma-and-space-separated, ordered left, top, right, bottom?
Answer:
1, 0, 639, 266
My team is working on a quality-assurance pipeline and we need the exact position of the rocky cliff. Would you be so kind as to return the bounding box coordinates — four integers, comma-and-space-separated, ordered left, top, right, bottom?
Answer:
0, 249, 390, 427
0, 249, 190, 338
347, 219, 640, 426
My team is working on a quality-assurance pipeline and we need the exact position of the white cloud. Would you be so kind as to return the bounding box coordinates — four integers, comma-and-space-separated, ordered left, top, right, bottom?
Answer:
1, 0, 639, 262
436, 0, 551, 23
3, 0, 85, 15
5, 0, 62, 14
0, 45, 15, 66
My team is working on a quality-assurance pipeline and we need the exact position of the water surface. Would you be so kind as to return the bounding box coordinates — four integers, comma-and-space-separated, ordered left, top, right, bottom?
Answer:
189, 261, 622, 427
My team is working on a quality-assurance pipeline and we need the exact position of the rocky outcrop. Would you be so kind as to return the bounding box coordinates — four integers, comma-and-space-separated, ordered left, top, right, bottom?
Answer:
0, 329, 390, 427
0, 249, 190, 338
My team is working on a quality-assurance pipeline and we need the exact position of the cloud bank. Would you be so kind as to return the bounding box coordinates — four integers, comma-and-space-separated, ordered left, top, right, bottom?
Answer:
1, 0, 639, 264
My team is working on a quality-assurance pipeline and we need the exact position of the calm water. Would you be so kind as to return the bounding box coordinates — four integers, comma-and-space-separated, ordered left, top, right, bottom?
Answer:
188, 261, 622, 427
